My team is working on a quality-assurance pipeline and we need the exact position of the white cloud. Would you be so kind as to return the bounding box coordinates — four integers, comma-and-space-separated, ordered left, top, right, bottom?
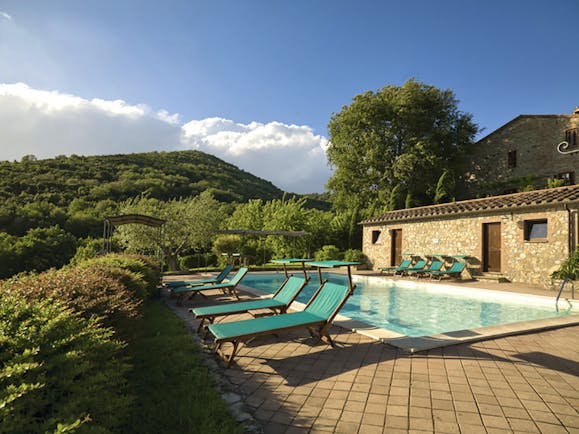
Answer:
0, 83, 330, 193
182, 118, 330, 193
0, 83, 182, 159
0, 11, 12, 21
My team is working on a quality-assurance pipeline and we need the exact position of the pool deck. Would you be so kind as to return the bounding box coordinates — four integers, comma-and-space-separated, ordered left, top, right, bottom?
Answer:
163, 272, 579, 433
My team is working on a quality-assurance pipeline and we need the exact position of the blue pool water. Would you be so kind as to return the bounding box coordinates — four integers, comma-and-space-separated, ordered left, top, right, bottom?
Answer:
241, 272, 574, 337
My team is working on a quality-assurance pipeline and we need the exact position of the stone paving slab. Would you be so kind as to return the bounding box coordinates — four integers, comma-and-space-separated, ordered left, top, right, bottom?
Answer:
163, 273, 579, 433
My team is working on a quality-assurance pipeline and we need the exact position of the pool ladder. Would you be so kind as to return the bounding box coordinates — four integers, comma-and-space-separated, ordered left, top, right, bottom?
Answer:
555, 278, 574, 312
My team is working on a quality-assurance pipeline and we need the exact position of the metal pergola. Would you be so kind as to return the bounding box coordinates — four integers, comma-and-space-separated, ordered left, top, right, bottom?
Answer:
214, 229, 311, 265
102, 214, 166, 264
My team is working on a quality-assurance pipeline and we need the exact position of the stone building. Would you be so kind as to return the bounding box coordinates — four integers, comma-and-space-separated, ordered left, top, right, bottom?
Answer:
463, 108, 579, 198
361, 185, 579, 287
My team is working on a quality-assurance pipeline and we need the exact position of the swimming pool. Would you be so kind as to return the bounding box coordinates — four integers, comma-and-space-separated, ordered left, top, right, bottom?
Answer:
240, 272, 576, 338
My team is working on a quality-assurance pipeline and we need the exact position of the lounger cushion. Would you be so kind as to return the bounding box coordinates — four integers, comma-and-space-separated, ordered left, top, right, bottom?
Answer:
192, 299, 286, 317
407, 260, 443, 274
430, 262, 466, 275
274, 277, 306, 305
305, 282, 349, 319
166, 277, 222, 287
171, 267, 248, 293
172, 281, 232, 293
165, 265, 233, 287
208, 311, 325, 341
380, 259, 411, 271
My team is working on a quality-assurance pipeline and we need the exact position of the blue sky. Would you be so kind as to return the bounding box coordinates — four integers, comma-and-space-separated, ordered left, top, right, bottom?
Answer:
1, 0, 578, 193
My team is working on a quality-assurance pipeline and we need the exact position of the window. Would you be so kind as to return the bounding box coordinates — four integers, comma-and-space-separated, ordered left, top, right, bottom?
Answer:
555, 171, 575, 185
507, 150, 517, 168
371, 230, 382, 244
565, 128, 578, 147
524, 219, 548, 241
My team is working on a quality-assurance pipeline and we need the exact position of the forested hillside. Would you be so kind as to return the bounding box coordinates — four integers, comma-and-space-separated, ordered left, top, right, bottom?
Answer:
0, 150, 340, 278
0, 150, 285, 237
1, 150, 284, 206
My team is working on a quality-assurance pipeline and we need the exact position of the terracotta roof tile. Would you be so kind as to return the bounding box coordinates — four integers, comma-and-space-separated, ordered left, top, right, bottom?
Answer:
361, 185, 579, 225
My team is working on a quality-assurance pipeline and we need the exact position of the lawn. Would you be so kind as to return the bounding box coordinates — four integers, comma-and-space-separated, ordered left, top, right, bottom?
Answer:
123, 299, 242, 434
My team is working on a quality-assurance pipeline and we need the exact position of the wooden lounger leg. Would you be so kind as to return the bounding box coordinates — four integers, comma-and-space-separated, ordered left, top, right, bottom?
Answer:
213, 341, 241, 367
196, 317, 206, 333
202, 318, 215, 339
214, 342, 222, 354
319, 326, 335, 347
226, 341, 240, 368
307, 325, 335, 347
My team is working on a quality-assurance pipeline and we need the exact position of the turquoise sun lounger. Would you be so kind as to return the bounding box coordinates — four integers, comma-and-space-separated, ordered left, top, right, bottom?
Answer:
171, 267, 248, 304
207, 280, 355, 367
397, 259, 427, 276
164, 264, 233, 289
380, 259, 411, 275
429, 261, 466, 280
406, 260, 443, 278
190, 275, 309, 333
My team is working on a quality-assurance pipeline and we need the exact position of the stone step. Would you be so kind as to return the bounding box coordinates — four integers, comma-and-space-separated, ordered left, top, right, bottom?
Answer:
475, 273, 510, 283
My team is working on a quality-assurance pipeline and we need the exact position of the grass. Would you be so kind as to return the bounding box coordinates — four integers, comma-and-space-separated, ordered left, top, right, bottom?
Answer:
123, 299, 242, 434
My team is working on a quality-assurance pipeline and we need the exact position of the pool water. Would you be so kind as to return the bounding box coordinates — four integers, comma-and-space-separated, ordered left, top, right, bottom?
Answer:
241, 272, 575, 337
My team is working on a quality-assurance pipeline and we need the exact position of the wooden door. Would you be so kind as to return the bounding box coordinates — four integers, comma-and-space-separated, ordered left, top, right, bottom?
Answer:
483, 222, 501, 272
390, 229, 402, 266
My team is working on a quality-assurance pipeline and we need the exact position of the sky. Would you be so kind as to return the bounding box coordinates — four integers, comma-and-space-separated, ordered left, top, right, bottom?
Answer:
0, 0, 578, 194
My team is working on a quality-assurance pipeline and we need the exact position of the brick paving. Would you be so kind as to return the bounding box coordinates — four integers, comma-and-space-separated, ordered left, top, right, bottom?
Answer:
164, 277, 579, 433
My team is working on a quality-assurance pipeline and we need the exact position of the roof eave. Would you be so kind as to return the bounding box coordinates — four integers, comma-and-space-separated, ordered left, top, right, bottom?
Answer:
361, 199, 579, 226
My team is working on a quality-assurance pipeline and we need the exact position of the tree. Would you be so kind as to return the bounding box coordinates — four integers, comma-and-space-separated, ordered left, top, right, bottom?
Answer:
116, 191, 226, 270
212, 234, 242, 264
434, 169, 456, 204
326, 78, 478, 211
388, 184, 406, 211
224, 196, 342, 259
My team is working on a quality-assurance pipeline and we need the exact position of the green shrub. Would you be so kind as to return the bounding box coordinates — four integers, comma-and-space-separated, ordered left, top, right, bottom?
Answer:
551, 248, 579, 280
17, 226, 78, 272
77, 254, 161, 296
2, 265, 143, 339
179, 253, 218, 270
0, 294, 131, 433
212, 235, 242, 258
0, 226, 78, 279
314, 245, 341, 261
82, 263, 149, 300
0, 232, 19, 278
69, 237, 122, 265
343, 248, 368, 264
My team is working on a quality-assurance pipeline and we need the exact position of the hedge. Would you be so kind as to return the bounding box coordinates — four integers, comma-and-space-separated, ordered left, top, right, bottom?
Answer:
0, 295, 130, 433
0, 253, 160, 433
76, 254, 161, 296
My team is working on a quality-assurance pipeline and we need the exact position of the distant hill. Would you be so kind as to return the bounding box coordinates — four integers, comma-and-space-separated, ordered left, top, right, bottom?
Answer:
0, 150, 286, 207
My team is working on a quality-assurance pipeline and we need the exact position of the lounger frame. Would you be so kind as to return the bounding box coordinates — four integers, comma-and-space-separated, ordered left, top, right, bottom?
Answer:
171, 267, 248, 305
211, 280, 356, 367
191, 275, 309, 333
165, 264, 233, 290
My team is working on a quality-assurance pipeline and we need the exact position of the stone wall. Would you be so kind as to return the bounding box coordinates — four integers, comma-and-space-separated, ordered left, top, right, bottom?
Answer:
363, 206, 575, 287
463, 114, 579, 197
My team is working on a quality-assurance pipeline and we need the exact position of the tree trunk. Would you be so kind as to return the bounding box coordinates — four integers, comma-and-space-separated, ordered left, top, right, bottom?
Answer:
165, 251, 181, 271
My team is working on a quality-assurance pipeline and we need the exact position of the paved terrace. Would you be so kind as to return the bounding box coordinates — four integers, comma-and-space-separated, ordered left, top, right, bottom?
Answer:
163, 273, 579, 433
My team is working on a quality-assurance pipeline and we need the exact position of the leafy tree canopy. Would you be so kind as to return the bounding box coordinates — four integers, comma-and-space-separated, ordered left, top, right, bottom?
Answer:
326, 78, 478, 212
115, 191, 226, 270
